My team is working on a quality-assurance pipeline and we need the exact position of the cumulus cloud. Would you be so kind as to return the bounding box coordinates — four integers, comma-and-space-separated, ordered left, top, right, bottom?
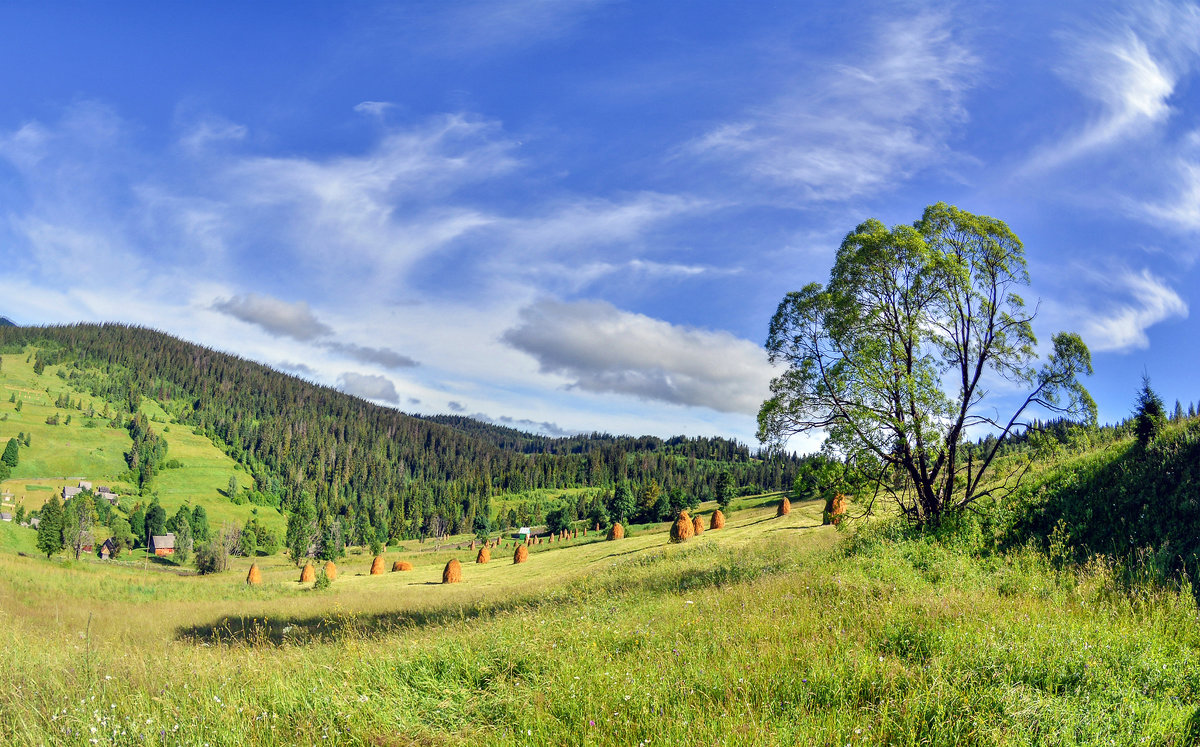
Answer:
321, 341, 418, 369
1080, 268, 1188, 352
502, 298, 773, 414
337, 372, 400, 404
685, 12, 976, 200
212, 293, 333, 341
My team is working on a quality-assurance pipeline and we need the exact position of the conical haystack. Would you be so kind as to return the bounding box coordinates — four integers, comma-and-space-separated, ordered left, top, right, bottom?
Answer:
476, 545, 491, 563
825, 493, 848, 526
777, 496, 791, 517
470, 540, 476, 550
670, 511, 694, 543
323, 560, 338, 581
392, 560, 413, 572
710, 509, 725, 530
300, 562, 316, 582
246, 563, 262, 585
443, 558, 462, 583
514, 544, 529, 564
370, 556, 385, 575
608, 522, 624, 540
692, 515, 704, 536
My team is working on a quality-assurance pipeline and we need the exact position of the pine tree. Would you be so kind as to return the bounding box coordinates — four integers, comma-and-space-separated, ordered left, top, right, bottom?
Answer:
1173, 400, 1184, 421
1134, 375, 1167, 447
715, 471, 733, 511
36, 495, 64, 558
2, 438, 17, 468
609, 482, 635, 525
191, 505, 210, 544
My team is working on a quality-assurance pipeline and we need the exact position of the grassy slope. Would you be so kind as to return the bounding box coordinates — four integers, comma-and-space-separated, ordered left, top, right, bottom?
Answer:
0, 349, 284, 535
3, 486, 1200, 745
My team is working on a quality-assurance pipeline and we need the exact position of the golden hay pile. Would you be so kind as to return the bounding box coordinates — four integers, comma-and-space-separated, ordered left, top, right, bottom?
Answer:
443, 558, 462, 583
300, 562, 315, 582
710, 509, 725, 530
777, 496, 791, 517
825, 493, 849, 525
324, 560, 338, 581
476, 546, 491, 563
514, 544, 529, 564
670, 511, 694, 543
370, 556, 385, 575
246, 563, 262, 585
692, 515, 704, 536
607, 523, 624, 540
392, 560, 413, 572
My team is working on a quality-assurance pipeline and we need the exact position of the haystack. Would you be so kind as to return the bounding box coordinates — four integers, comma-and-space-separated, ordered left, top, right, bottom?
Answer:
710, 509, 725, 530
443, 558, 462, 584
514, 544, 529, 564
777, 496, 791, 517
670, 511, 694, 543
300, 562, 316, 582
323, 560, 338, 581
246, 563, 262, 585
608, 522, 624, 540
824, 493, 848, 526
692, 515, 704, 536
392, 560, 413, 572
476, 546, 491, 564
470, 540, 476, 551
369, 556, 385, 575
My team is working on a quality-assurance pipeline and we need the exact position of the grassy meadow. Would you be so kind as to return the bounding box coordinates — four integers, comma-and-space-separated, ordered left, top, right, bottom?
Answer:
4, 489, 1200, 745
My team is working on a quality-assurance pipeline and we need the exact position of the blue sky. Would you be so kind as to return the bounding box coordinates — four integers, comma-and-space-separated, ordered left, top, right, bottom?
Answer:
1, 1, 1198, 445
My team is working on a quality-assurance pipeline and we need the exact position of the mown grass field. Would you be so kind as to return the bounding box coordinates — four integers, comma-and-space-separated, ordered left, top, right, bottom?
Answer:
4, 487, 1200, 746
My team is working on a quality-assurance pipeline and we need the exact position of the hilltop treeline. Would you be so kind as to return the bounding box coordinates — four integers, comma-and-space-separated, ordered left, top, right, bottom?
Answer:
0, 324, 801, 539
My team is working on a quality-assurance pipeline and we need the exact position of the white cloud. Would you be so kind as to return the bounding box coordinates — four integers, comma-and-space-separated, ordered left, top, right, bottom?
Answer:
1080, 268, 1188, 352
502, 298, 774, 414
1140, 145, 1200, 234
503, 193, 711, 253
685, 12, 976, 200
212, 293, 333, 341
1026, 2, 1200, 171
337, 372, 400, 404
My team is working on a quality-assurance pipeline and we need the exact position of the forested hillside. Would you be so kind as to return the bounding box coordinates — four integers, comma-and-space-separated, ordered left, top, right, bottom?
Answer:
0, 324, 802, 540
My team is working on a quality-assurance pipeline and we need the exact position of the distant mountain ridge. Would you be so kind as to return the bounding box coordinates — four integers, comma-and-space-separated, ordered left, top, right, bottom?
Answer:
0, 323, 802, 538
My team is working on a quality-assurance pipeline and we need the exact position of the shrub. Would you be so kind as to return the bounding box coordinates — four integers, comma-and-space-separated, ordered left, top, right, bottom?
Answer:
313, 567, 332, 590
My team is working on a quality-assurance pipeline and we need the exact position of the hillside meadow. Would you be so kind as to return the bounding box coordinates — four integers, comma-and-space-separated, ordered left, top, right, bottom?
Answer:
3, 489, 1200, 746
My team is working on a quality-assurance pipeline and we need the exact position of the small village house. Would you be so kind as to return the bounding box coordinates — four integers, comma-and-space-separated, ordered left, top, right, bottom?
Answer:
99, 538, 117, 560
149, 534, 176, 557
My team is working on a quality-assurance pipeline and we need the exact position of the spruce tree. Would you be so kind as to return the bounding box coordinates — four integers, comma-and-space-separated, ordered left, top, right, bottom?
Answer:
1134, 375, 1167, 447
36, 495, 64, 558
191, 505, 210, 544
1, 437, 18, 468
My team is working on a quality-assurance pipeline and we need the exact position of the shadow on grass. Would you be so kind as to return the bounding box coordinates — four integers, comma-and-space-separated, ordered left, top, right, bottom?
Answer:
175, 535, 807, 647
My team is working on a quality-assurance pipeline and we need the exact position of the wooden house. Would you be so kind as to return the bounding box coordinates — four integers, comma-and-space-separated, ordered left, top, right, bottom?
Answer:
149, 533, 176, 556
99, 538, 117, 560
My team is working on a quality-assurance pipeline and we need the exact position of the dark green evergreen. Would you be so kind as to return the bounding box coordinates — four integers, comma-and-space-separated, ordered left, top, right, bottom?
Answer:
36, 495, 64, 558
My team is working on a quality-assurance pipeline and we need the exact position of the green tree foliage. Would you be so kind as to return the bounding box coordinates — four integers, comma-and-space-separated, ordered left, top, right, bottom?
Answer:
759, 203, 1096, 525
167, 504, 192, 535
128, 505, 146, 546
545, 506, 572, 535
146, 501, 166, 539
107, 516, 134, 558
1134, 375, 1167, 447
1, 437, 18, 468
238, 523, 257, 557
714, 471, 733, 511
126, 413, 167, 490
286, 494, 317, 564
173, 520, 193, 564
609, 482, 635, 525
191, 505, 210, 544
36, 495, 64, 558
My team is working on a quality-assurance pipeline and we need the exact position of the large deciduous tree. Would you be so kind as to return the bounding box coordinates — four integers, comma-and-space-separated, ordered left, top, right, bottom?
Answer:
758, 203, 1096, 525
